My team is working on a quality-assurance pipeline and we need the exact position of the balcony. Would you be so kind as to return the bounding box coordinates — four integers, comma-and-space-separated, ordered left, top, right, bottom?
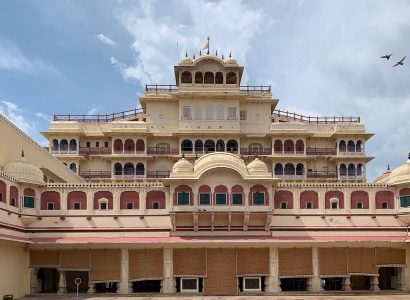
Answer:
273, 150, 305, 156
276, 174, 305, 180
79, 147, 112, 156
306, 147, 337, 156
240, 148, 272, 156
147, 170, 171, 179
53, 108, 144, 123
113, 174, 145, 180
79, 170, 111, 180
272, 109, 360, 124
145, 84, 271, 94
307, 170, 337, 179
340, 175, 366, 180
147, 147, 179, 156
338, 151, 365, 156
51, 149, 78, 155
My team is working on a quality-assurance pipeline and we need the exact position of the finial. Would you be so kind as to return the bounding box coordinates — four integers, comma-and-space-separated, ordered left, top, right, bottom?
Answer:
408, 152, 410, 159
185, 51, 188, 57
222, 53, 224, 59
215, 50, 218, 56
229, 52, 231, 58
387, 164, 390, 171
193, 53, 195, 59
207, 36, 210, 55
199, 50, 202, 56
21, 150, 25, 158
182, 153, 185, 159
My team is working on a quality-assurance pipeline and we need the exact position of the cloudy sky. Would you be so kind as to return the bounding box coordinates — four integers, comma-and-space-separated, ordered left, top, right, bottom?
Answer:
0, 0, 409, 180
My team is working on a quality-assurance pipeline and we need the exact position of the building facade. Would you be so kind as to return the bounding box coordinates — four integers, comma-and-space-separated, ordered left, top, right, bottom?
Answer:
1, 53, 410, 297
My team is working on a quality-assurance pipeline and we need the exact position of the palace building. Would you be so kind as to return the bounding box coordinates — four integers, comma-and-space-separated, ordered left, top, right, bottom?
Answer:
1, 51, 410, 298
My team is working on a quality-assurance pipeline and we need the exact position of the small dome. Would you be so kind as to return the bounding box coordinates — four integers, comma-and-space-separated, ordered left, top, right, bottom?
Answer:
387, 154, 410, 185
180, 57, 193, 64
172, 158, 194, 173
4, 154, 44, 185
247, 158, 268, 174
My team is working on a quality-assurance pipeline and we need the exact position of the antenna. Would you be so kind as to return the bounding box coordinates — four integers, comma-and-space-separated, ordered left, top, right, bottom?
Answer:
176, 42, 180, 63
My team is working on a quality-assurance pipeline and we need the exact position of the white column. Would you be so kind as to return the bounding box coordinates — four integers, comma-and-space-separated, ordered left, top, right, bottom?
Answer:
57, 270, 67, 294
113, 190, 120, 214
119, 248, 131, 294
30, 267, 38, 294
370, 275, 380, 292
310, 247, 322, 292
343, 276, 352, 291
162, 248, 175, 293
87, 280, 96, 294
369, 189, 376, 214
265, 247, 281, 293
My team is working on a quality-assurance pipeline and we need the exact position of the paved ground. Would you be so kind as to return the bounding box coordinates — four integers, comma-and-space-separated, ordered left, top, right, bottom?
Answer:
17, 294, 410, 300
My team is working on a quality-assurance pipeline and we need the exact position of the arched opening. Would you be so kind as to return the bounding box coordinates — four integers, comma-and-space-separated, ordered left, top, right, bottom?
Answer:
216, 140, 225, 152
181, 71, 192, 83
146, 191, 166, 209
226, 140, 238, 153
226, 72, 237, 84
181, 139, 193, 153
339, 164, 347, 176
296, 163, 304, 176
136, 139, 145, 152
136, 163, 145, 177
274, 140, 283, 153
52, 139, 59, 151
156, 143, 170, 154
195, 72, 203, 84
284, 163, 295, 176
357, 163, 363, 176
60, 139, 68, 151
69, 139, 77, 152
356, 140, 362, 153
194, 140, 203, 154
204, 140, 215, 153
69, 163, 77, 173
124, 163, 135, 176
114, 163, 122, 176
215, 72, 223, 84
295, 140, 304, 153
348, 163, 356, 176
37, 268, 59, 293
124, 139, 135, 153
284, 140, 294, 153
339, 140, 346, 152
347, 140, 355, 152
274, 163, 283, 176
113, 139, 123, 153
204, 72, 214, 84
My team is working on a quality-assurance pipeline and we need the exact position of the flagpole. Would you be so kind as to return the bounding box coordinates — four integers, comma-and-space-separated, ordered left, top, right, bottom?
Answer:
207, 36, 210, 55
176, 41, 179, 63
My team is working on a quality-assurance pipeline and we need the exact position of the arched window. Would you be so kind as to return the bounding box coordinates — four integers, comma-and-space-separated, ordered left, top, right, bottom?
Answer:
204, 72, 214, 84
124, 163, 135, 176
274, 163, 283, 176
136, 139, 145, 152
194, 140, 203, 154
347, 140, 355, 152
69, 139, 77, 152
136, 163, 145, 177
274, 140, 282, 153
295, 140, 304, 153
69, 163, 77, 173
216, 140, 225, 152
330, 198, 339, 209
114, 139, 123, 153
51, 139, 59, 151
99, 198, 109, 210
181, 71, 192, 83
215, 72, 223, 84
284, 140, 294, 153
204, 140, 215, 153
60, 139, 68, 151
296, 163, 304, 176
114, 163, 122, 176
339, 164, 347, 176
339, 140, 346, 152
181, 139, 193, 153
348, 163, 356, 176
226, 140, 238, 153
284, 163, 295, 175
226, 72, 237, 84
357, 163, 363, 176
195, 72, 203, 84
124, 139, 135, 153
356, 140, 362, 153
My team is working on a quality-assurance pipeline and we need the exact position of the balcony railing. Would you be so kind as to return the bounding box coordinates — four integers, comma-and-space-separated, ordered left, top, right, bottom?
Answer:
240, 148, 272, 156
276, 174, 305, 180
340, 175, 366, 180
53, 108, 144, 123
306, 147, 337, 156
307, 170, 337, 179
147, 147, 179, 156
113, 174, 145, 179
51, 149, 78, 155
272, 109, 360, 124
274, 150, 305, 155
338, 151, 365, 156
145, 84, 271, 94
147, 170, 171, 178
80, 170, 111, 180
79, 147, 112, 156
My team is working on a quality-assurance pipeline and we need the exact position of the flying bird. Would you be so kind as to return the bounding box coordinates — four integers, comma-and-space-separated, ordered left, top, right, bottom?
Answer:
393, 56, 406, 67
380, 53, 392, 60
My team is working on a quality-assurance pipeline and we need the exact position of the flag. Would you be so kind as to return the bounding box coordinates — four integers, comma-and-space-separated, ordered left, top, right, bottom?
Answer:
202, 40, 209, 50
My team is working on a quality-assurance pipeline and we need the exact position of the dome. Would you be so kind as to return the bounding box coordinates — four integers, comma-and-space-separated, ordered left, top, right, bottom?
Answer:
386, 153, 410, 185
247, 158, 269, 174
4, 153, 44, 185
172, 158, 194, 173
180, 56, 193, 64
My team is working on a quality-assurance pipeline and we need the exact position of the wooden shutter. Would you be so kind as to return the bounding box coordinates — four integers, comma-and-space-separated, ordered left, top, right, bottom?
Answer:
279, 248, 312, 277
30, 250, 60, 267
129, 249, 163, 281
60, 250, 90, 271
347, 248, 377, 275
376, 248, 406, 266
204, 248, 237, 295
90, 249, 121, 283
237, 248, 269, 276
319, 248, 347, 276
173, 248, 206, 277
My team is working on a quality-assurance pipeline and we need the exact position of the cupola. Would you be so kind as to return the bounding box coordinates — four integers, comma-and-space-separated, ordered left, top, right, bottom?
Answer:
4, 151, 44, 185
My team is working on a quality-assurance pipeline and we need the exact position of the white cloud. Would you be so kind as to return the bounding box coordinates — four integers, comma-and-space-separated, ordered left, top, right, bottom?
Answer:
96, 33, 116, 46
35, 112, 51, 121
87, 107, 99, 115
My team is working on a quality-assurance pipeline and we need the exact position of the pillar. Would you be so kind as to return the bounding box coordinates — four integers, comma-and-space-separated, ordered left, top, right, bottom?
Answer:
343, 276, 352, 291
310, 247, 322, 292
405, 245, 410, 291
57, 270, 67, 294
370, 275, 380, 292
87, 280, 96, 294
30, 268, 37, 294
119, 249, 131, 294
265, 247, 281, 293
162, 248, 175, 293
